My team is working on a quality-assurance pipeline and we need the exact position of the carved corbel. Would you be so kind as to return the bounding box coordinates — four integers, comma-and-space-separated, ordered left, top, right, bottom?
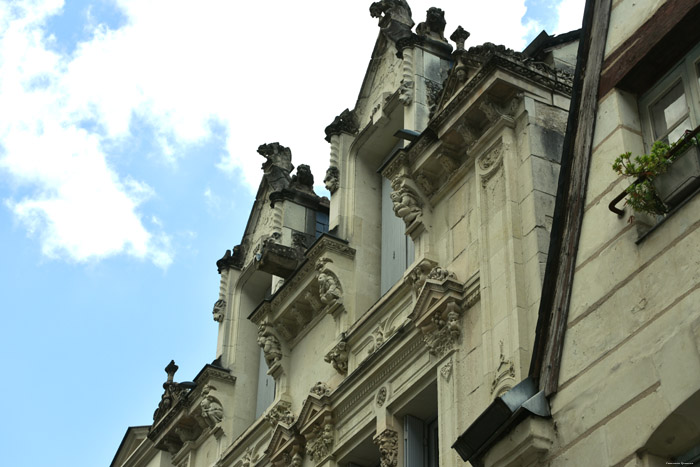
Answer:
374, 429, 399, 467
421, 300, 463, 357
315, 258, 343, 311
305, 416, 335, 464
324, 337, 349, 375
389, 174, 423, 227
257, 322, 283, 374
199, 384, 224, 428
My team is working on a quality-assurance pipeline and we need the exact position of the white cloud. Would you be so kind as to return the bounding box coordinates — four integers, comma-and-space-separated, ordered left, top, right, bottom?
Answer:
0, 0, 558, 267
554, 0, 586, 34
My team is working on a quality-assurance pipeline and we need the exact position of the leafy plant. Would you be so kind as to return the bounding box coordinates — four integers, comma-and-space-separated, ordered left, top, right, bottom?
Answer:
612, 134, 698, 215
612, 140, 672, 215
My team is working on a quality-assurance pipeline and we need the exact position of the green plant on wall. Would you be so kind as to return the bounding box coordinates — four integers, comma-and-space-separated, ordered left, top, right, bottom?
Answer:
612, 140, 673, 215
612, 131, 700, 216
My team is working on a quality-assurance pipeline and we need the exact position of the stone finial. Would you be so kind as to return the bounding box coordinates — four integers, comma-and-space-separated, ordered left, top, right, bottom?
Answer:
324, 109, 358, 142
369, 0, 415, 44
450, 26, 470, 51
165, 360, 178, 383
416, 7, 447, 43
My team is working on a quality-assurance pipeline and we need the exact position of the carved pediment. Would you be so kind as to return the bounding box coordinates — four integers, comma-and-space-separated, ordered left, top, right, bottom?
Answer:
267, 423, 305, 467
297, 384, 332, 434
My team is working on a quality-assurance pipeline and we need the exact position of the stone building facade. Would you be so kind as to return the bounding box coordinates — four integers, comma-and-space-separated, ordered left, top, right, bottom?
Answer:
113, 0, 700, 466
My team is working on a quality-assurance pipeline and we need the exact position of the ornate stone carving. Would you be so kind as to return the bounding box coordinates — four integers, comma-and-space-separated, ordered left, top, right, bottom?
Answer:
212, 299, 225, 323
291, 453, 303, 466
406, 258, 437, 294
423, 301, 462, 356
374, 429, 399, 467
324, 166, 340, 193
153, 360, 190, 423
258, 322, 283, 369
200, 384, 224, 427
310, 382, 331, 398
479, 142, 505, 188
316, 258, 342, 308
369, 0, 414, 45
426, 79, 443, 117
376, 387, 387, 407
390, 175, 422, 225
416, 7, 447, 43
491, 340, 516, 394
258, 142, 293, 191
265, 400, 295, 427
324, 338, 348, 375
398, 79, 414, 106
241, 447, 260, 467
427, 266, 456, 281
414, 170, 434, 196
324, 109, 358, 142
306, 422, 334, 462
216, 245, 245, 273
440, 359, 453, 381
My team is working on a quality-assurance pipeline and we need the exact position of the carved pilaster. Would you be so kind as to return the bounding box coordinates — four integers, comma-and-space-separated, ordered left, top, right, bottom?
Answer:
374, 429, 399, 467
399, 47, 414, 106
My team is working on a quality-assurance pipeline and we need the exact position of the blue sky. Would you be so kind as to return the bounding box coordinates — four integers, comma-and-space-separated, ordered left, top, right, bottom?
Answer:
0, 1, 584, 465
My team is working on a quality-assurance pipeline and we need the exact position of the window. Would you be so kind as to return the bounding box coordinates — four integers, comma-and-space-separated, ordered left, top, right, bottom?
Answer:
640, 42, 700, 147
380, 175, 415, 295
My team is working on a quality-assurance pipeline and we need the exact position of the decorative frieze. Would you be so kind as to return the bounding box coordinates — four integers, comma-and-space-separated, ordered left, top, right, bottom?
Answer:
374, 429, 399, 467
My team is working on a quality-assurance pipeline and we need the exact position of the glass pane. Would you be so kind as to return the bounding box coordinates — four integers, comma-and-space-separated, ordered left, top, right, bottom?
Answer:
651, 81, 689, 141
667, 117, 691, 144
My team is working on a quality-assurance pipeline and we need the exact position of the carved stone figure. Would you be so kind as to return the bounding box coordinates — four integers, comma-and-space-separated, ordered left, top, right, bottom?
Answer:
310, 381, 331, 398
307, 423, 334, 461
291, 164, 314, 191
265, 400, 295, 427
212, 299, 226, 323
258, 323, 283, 368
324, 166, 340, 193
406, 259, 436, 294
416, 7, 447, 43
374, 429, 399, 467
258, 142, 294, 191
291, 453, 303, 467
324, 339, 349, 375
324, 109, 358, 142
427, 266, 455, 281
316, 258, 342, 307
200, 385, 224, 427
369, 0, 414, 44
422, 301, 462, 356
390, 176, 422, 225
